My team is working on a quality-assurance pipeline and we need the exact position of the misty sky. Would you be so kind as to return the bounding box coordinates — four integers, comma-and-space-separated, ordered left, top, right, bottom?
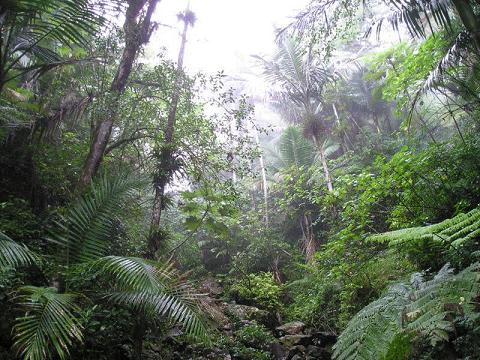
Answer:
149, 0, 309, 75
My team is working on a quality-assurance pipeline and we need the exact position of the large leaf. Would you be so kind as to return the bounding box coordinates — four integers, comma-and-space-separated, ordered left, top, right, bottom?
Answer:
277, 126, 315, 168
48, 174, 147, 263
13, 286, 83, 360
91, 256, 209, 340
0, 231, 37, 269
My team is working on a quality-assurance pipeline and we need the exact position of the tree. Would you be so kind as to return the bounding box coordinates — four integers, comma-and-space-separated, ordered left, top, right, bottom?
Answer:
80, 0, 159, 187
148, 8, 196, 259
266, 126, 337, 262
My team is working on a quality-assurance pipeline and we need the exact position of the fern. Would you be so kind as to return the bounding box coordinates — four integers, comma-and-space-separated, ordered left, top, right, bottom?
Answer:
407, 263, 480, 344
333, 263, 480, 360
369, 207, 480, 250
333, 284, 411, 360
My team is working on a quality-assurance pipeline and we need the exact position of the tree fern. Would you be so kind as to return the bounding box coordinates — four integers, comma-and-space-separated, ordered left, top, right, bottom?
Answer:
369, 206, 480, 249
333, 284, 411, 360
333, 263, 480, 360
0, 231, 37, 269
13, 286, 83, 360
48, 174, 147, 263
406, 263, 480, 344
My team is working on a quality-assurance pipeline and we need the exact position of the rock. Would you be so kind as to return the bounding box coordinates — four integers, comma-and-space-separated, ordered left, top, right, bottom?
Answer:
276, 321, 306, 336
306, 345, 323, 357
270, 342, 287, 360
225, 303, 270, 324
291, 345, 306, 353
310, 331, 337, 347
199, 276, 223, 297
201, 296, 230, 327
279, 334, 312, 348
290, 355, 303, 360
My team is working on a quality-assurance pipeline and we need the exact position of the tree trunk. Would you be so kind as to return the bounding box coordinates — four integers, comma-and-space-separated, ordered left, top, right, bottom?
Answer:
312, 135, 334, 192
133, 316, 146, 360
148, 11, 192, 258
80, 0, 159, 187
452, 0, 480, 53
301, 212, 316, 263
253, 126, 269, 226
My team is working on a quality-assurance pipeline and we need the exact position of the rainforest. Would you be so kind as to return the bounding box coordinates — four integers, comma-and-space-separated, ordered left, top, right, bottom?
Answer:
1, 0, 480, 359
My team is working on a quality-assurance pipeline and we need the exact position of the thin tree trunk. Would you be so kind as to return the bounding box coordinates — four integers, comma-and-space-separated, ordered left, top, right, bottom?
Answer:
301, 212, 316, 263
80, 0, 159, 187
148, 10, 192, 258
318, 147, 333, 192
133, 316, 146, 360
312, 135, 334, 192
253, 126, 269, 226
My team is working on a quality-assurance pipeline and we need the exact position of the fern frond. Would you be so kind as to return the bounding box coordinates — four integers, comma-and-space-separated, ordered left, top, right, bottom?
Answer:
369, 206, 480, 249
333, 284, 411, 360
334, 263, 480, 360
407, 263, 480, 343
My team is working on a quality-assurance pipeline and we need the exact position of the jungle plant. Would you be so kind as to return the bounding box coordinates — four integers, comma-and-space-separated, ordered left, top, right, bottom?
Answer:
0, 231, 37, 269
333, 262, 480, 359
2, 174, 208, 360
236, 323, 275, 350
230, 272, 282, 312
0, 0, 105, 93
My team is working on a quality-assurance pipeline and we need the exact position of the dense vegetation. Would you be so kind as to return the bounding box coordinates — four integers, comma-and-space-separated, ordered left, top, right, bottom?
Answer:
1, 0, 480, 359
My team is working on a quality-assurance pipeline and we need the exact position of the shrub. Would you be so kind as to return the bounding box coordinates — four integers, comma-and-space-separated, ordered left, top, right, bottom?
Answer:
236, 323, 275, 350
230, 272, 282, 312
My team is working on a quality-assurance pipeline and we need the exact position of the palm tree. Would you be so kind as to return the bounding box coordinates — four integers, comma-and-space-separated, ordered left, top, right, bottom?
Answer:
0, 232, 37, 269
256, 37, 335, 191
1, 174, 207, 360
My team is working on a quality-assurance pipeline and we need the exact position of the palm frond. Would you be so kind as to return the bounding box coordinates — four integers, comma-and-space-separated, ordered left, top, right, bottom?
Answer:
6, 0, 106, 48
277, 126, 315, 168
13, 286, 83, 360
0, 0, 110, 90
371, 0, 453, 39
0, 231, 37, 269
48, 174, 147, 263
91, 256, 209, 340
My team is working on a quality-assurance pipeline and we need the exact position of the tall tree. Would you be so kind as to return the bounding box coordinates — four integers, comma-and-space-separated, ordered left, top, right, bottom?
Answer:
148, 8, 196, 258
80, 0, 159, 187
